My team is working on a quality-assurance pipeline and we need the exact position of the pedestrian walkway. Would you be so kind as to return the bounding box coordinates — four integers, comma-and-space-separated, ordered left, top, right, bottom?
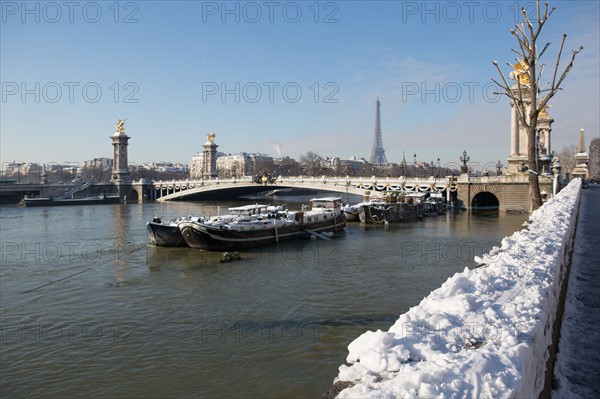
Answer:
553, 184, 600, 398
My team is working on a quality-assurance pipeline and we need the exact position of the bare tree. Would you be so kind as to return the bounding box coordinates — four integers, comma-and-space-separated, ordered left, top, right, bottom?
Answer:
557, 145, 577, 178
492, 0, 583, 210
299, 151, 323, 176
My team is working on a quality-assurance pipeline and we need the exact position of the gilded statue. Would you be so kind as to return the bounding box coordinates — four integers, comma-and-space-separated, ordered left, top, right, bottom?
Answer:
509, 59, 530, 84
207, 133, 216, 142
116, 119, 126, 133
539, 102, 551, 118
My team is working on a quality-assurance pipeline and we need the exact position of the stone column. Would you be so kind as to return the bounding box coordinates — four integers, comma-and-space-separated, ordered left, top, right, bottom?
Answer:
572, 128, 589, 179
510, 102, 519, 156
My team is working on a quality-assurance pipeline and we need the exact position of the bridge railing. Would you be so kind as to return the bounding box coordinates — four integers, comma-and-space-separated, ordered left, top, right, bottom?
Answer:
151, 175, 461, 201
151, 175, 454, 189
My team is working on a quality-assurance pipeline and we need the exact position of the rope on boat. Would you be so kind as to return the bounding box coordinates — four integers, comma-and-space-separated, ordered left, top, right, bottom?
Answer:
365, 205, 387, 225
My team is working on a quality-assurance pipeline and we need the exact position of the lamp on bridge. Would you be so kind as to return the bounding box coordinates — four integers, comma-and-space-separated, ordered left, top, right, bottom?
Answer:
495, 160, 503, 176
413, 153, 417, 178
460, 150, 470, 174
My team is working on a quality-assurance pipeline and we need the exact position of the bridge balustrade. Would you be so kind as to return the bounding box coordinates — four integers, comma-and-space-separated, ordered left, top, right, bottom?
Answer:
152, 176, 456, 201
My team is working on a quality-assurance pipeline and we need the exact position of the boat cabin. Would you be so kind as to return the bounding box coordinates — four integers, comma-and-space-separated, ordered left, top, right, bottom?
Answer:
404, 192, 429, 204
310, 197, 342, 210
228, 204, 271, 216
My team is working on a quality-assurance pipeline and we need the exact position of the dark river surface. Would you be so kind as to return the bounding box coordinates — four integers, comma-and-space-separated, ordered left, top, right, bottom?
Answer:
0, 195, 527, 398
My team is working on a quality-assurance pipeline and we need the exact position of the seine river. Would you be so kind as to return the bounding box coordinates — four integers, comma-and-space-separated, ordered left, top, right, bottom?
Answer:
0, 196, 527, 398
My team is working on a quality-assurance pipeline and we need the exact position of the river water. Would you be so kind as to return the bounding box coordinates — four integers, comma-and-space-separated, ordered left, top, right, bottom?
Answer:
0, 197, 527, 398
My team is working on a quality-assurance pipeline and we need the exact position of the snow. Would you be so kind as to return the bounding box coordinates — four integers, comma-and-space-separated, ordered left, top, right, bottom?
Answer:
334, 179, 583, 398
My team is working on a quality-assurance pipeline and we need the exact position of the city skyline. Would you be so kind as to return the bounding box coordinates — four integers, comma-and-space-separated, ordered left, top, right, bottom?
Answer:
1, 1, 598, 167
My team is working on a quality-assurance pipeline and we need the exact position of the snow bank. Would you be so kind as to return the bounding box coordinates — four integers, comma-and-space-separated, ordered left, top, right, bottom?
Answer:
334, 179, 582, 398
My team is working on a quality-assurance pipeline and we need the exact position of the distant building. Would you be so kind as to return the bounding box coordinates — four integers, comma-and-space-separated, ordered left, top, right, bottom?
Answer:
3, 162, 43, 183
589, 138, 600, 181
85, 157, 113, 170
216, 153, 274, 178
273, 157, 301, 176
342, 156, 371, 176
216, 153, 246, 178
144, 161, 189, 173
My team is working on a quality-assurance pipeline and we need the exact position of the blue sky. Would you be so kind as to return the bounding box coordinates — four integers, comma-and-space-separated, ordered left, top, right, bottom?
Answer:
1, 0, 598, 170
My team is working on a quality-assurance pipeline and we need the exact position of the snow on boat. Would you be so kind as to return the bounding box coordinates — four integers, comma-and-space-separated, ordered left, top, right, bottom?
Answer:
179, 198, 346, 251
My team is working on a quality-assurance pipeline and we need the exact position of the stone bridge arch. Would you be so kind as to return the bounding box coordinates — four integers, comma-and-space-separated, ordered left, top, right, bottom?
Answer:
457, 183, 506, 211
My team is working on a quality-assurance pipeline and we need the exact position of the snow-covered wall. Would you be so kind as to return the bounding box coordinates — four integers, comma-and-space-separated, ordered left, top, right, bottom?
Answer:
334, 179, 582, 398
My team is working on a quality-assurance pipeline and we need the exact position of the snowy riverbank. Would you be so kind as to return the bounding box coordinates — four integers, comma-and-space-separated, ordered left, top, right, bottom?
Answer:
332, 179, 582, 398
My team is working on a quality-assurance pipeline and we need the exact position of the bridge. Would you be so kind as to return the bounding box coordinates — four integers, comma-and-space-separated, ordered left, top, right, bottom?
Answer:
150, 174, 555, 212
1, 174, 554, 212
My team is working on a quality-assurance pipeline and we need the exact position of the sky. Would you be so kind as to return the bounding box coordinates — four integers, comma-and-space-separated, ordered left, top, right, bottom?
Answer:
1, 0, 598, 171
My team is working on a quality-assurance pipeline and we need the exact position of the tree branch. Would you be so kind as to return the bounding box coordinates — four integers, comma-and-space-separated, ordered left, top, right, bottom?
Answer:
550, 34, 567, 90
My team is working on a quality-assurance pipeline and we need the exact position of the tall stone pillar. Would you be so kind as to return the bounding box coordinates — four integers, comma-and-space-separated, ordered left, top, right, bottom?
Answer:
507, 85, 531, 174
506, 61, 536, 176
111, 119, 131, 200
510, 102, 519, 156
572, 128, 589, 179
536, 107, 554, 175
203, 133, 219, 178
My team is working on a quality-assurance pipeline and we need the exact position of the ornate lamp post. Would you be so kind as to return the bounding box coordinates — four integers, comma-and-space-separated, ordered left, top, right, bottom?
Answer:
436, 157, 441, 178
495, 160, 503, 176
460, 150, 470, 174
413, 153, 417, 177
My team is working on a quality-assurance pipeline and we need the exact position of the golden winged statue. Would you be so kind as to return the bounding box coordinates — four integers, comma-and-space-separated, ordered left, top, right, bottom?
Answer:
509, 59, 530, 84
116, 119, 126, 133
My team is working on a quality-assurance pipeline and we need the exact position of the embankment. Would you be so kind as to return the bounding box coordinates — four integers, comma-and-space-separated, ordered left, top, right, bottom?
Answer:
328, 179, 582, 398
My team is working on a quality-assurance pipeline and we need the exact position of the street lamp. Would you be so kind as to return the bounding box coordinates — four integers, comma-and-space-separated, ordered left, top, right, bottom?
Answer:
495, 160, 503, 176
436, 157, 441, 177
413, 153, 417, 178
460, 150, 470, 174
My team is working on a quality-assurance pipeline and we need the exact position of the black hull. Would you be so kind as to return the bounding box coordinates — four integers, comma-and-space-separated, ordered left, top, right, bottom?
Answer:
21, 196, 120, 207
344, 210, 360, 222
358, 203, 420, 224
147, 222, 189, 247
180, 215, 346, 251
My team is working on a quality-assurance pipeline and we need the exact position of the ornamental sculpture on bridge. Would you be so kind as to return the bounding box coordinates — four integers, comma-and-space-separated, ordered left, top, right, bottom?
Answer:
116, 119, 126, 134
509, 59, 530, 84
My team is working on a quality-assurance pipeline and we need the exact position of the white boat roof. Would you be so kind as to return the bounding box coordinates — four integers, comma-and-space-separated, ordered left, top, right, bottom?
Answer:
310, 197, 341, 202
228, 204, 269, 211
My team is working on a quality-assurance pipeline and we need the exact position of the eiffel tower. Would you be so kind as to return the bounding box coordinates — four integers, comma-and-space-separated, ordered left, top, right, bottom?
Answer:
369, 97, 387, 164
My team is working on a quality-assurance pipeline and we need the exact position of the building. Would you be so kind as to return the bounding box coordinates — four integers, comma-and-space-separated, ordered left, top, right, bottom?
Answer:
216, 153, 274, 178
589, 137, 600, 181
83, 158, 112, 182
